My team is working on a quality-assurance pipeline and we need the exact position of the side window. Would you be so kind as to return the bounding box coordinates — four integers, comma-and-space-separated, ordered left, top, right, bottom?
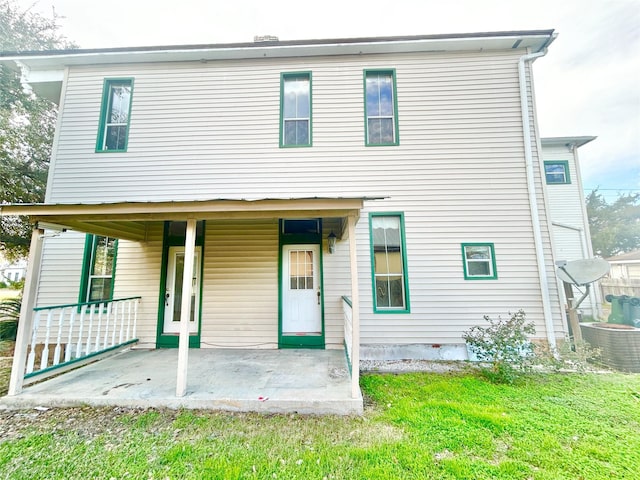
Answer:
369, 213, 410, 313
280, 72, 312, 147
544, 161, 571, 184
461, 243, 497, 280
80, 235, 118, 303
364, 69, 399, 146
96, 78, 134, 152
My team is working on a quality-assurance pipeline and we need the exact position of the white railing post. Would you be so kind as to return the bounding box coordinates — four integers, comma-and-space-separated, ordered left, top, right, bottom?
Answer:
86, 306, 95, 355
40, 310, 54, 371
103, 302, 111, 350
65, 308, 76, 362
53, 308, 66, 366
118, 301, 124, 344
125, 300, 132, 341
133, 299, 138, 339
76, 304, 87, 359
26, 311, 41, 375
111, 302, 118, 347
95, 304, 103, 353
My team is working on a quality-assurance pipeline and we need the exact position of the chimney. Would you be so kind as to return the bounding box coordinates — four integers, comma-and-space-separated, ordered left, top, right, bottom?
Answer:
254, 35, 279, 43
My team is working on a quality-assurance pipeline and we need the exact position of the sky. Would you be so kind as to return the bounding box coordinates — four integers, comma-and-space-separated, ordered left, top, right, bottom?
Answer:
19, 0, 640, 200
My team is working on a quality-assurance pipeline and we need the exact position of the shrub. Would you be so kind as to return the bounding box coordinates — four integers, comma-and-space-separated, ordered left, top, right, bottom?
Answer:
536, 339, 602, 372
0, 297, 21, 341
463, 309, 536, 384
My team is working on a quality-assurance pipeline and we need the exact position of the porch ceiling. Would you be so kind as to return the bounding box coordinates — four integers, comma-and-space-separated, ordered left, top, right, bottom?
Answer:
0, 197, 376, 241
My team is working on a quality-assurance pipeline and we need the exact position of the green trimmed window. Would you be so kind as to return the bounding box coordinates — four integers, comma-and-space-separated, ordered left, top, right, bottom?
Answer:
280, 72, 312, 147
96, 78, 134, 152
369, 213, 410, 312
80, 235, 117, 303
544, 161, 571, 184
462, 243, 497, 280
364, 69, 399, 146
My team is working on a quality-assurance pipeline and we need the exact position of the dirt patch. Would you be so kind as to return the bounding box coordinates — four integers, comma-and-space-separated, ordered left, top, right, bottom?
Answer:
361, 359, 472, 374
0, 405, 179, 443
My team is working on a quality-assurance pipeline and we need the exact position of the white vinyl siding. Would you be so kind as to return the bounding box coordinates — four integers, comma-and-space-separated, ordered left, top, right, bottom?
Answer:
35, 230, 86, 308
40, 48, 563, 348
200, 219, 278, 348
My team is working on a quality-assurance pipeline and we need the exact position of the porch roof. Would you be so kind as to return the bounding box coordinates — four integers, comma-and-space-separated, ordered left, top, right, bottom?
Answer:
0, 197, 378, 241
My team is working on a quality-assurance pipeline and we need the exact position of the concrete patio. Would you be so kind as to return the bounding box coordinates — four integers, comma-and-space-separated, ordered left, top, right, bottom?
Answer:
0, 348, 363, 415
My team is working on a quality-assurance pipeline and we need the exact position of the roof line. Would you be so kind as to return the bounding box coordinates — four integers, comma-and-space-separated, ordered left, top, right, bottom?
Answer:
0, 29, 555, 57
541, 136, 597, 148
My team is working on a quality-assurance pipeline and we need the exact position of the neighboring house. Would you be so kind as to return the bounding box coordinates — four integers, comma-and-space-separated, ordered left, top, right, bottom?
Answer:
0, 254, 27, 284
541, 137, 601, 318
0, 30, 567, 403
602, 250, 640, 297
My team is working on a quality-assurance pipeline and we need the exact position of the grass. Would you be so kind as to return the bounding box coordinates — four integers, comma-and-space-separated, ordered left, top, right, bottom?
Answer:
0, 368, 639, 479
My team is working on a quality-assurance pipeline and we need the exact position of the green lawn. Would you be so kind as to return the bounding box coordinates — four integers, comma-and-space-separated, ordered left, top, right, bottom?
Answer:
0, 368, 638, 479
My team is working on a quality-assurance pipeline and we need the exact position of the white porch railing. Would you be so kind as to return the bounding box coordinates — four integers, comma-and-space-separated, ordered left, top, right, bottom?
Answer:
24, 296, 140, 380
342, 295, 353, 373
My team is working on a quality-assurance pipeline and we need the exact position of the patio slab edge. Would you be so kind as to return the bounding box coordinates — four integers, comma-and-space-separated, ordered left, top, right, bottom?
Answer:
0, 393, 364, 416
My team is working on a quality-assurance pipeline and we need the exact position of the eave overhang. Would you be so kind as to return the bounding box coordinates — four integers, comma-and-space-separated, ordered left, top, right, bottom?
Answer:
0, 197, 377, 242
541, 136, 597, 149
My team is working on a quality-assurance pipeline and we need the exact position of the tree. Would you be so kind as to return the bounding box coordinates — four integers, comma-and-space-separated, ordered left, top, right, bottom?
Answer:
0, 0, 75, 260
586, 189, 640, 258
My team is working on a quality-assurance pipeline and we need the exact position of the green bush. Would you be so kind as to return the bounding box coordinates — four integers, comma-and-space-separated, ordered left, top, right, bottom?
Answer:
463, 309, 536, 384
8, 278, 25, 291
0, 297, 21, 341
536, 339, 603, 372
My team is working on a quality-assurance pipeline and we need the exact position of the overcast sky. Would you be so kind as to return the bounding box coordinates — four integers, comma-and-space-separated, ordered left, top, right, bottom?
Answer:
20, 0, 640, 200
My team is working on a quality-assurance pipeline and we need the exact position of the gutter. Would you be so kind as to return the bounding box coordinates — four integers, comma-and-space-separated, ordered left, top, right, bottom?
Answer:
518, 49, 557, 350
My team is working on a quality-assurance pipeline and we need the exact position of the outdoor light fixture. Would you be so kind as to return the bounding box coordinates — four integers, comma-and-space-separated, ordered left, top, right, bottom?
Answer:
327, 231, 337, 254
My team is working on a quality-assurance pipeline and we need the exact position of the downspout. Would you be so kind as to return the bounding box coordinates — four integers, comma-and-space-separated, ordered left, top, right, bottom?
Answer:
518, 50, 557, 351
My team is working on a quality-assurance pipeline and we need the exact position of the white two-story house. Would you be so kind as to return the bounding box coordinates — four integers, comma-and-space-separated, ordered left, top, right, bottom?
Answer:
1, 30, 567, 410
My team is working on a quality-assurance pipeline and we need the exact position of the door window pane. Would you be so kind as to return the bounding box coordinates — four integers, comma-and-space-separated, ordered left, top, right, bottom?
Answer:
290, 250, 314, 290
171, 252, 198, 322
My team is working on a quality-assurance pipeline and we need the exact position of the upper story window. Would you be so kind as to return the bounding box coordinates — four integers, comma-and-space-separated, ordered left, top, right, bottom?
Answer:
80, 235, 118, 303
369, 213, 410, 313
96, 78, 134, 152
544, 161, 571, 184
461, 243, 497, 280
280, 72, 312, 147
364, 69, 399, 146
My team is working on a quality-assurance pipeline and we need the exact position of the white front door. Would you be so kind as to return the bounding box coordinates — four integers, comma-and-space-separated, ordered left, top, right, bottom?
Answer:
282, 244, 322, 335
163, 246, 202, 334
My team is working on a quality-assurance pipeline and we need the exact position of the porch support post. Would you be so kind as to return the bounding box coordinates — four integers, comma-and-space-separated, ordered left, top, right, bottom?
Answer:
176, 218, 197, 397
8, 227, 44, 396
347, 214, 360, 399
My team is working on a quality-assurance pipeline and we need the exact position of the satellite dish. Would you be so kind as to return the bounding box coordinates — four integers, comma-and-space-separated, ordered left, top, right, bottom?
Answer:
556, 258, 610, 286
